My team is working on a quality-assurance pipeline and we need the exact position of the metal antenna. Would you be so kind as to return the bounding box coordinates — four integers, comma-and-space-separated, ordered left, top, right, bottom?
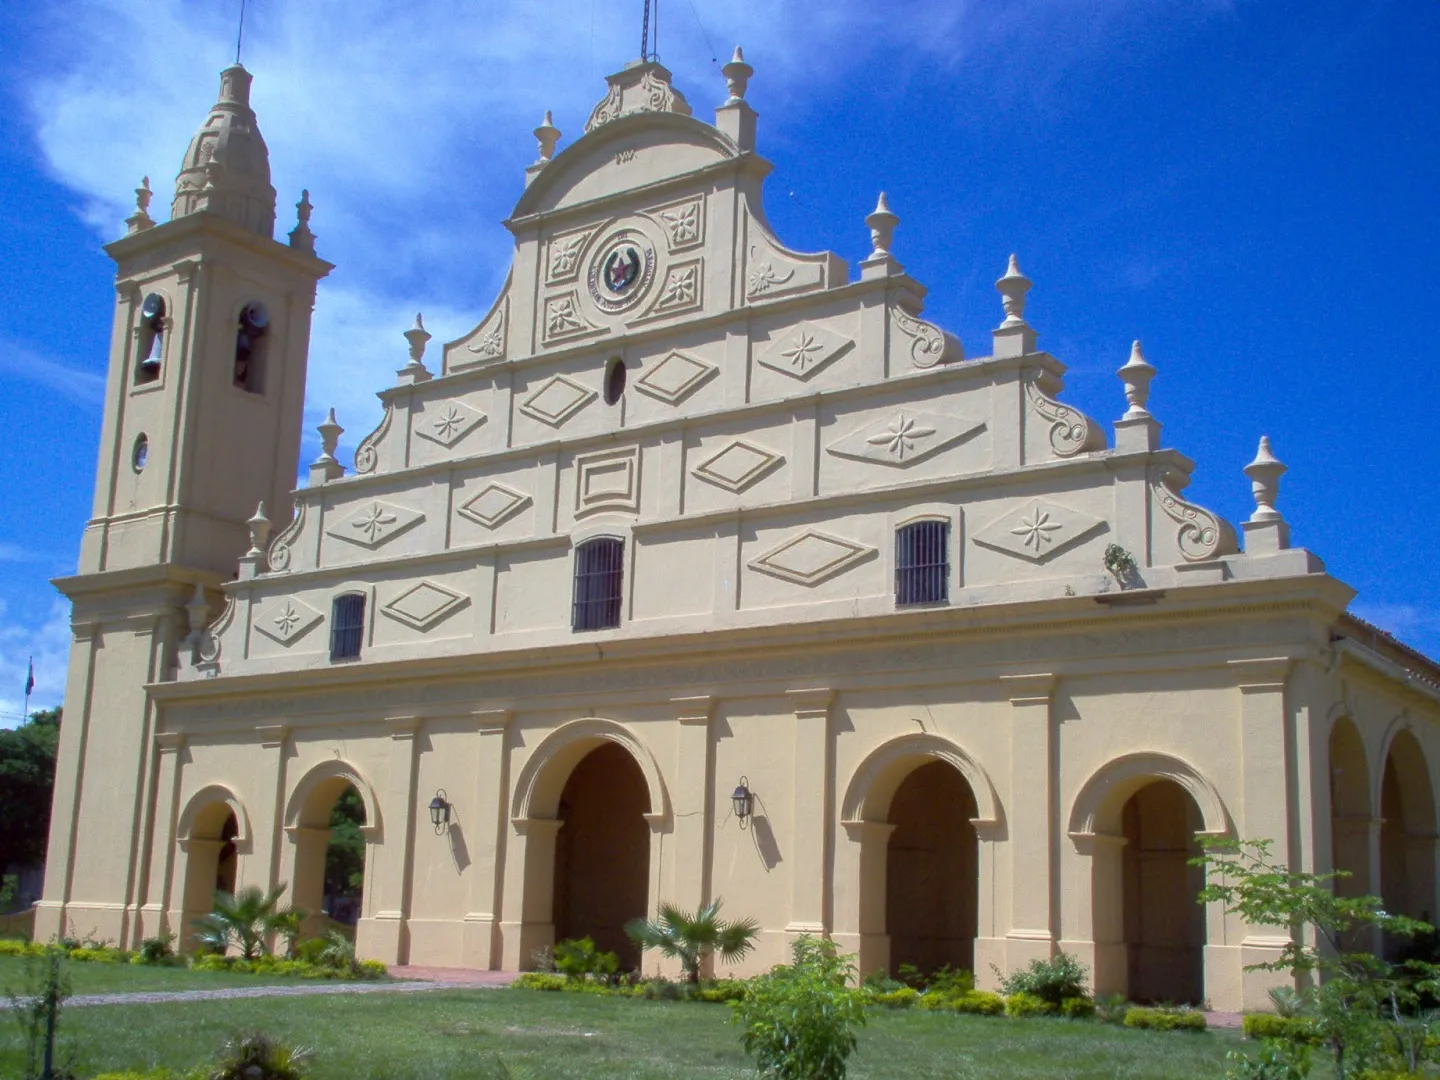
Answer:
640, 0, 650, 61
236, 0, 247, 65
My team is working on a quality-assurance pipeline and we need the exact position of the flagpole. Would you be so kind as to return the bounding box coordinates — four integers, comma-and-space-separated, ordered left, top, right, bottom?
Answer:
22, 655, 32, 723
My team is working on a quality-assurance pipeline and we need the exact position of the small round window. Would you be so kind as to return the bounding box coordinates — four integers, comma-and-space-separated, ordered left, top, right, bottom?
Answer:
603, 356, 626, 405
132, 434, 149, 473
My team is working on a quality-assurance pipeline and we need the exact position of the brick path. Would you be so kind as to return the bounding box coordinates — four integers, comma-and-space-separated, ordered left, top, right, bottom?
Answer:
8, 969, 516, 1009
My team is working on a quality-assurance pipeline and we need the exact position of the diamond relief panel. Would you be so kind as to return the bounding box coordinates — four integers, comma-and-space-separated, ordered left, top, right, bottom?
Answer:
325, 500, 425, 549
692, 440, 784, 493
381, 581, 468, 631
520, 374, 597, 427
749, 530, 874, 586
826, 409, 984, 467
416, 399, 486, 448
457, 483, 532, 529
756, 322, 854, 381
634, 350, 717, 405
972, 500, 1105, 563
254, 597, 324, 646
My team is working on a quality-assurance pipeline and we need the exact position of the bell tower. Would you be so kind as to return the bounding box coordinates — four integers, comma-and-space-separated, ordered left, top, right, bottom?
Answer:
36, 64, 331, 946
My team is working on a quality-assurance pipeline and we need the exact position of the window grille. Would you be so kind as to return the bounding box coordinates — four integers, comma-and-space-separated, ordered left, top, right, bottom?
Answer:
330, 593, 366, 660
895, 520, 950, 606
572, 537, 624, 632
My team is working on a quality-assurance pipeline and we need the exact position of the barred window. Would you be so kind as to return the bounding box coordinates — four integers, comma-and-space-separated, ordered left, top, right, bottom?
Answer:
572, 537, 624, 632
330, 593, 366, 660
895, 520, 949, 606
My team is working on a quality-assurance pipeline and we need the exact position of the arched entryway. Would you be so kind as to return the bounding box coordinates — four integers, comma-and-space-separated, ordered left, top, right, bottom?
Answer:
886, 761, 979, 976
284, 764, 379, 941
1069, 753, 1228, 1005
175, 786, 252, 948
1121, 780, 1206, 1003
551, 743, 651, 968
1330, 717, 1373, 900
1379, 728, 1436, 956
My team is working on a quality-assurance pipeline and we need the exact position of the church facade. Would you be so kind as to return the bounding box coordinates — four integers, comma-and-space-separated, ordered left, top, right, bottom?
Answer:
36, 51, 1440, 1013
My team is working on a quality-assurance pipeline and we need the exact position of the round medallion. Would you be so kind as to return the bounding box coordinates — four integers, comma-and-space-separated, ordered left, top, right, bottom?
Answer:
587, 230, 655, 313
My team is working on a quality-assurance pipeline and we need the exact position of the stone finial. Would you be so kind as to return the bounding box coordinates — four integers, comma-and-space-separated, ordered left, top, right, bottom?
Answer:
246, 502, 272, 558
865, 192, 899, 259
317, 407, 343, 462
1117, 340, 1157, 417
398, 313, 433, 384
288, 189, 315, 253
534, 111, 561, 163
1244, 435, 1287, 521
184, 582, 210, 649
125, 177, 154, 234
722, 46, 753, 103
996, 254, 1032, 328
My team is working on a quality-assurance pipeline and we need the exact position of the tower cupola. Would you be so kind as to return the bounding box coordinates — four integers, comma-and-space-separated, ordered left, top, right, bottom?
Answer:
171, 64, 277, 238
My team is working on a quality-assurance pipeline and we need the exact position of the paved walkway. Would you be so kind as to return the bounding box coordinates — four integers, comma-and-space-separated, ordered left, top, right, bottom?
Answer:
16, 969, 517, 1009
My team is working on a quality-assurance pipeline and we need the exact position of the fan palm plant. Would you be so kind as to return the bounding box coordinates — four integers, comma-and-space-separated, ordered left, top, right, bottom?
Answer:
625, 898, 760, 983
193, 884, 298, 960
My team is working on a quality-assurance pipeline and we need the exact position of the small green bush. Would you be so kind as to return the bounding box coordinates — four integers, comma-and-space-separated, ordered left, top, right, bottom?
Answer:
356, 959, 387, 980
641, 978, 684, 1000
1124, 1007, 1207, 1032
1243, 1014, 1321, 1044
1005, 992, 1055, 1017
996, 952, 1089, 1007
693, 979, 747, 1003
68, 946, 131, 963
552, 936, 619, 981
870, 987, 919, 1009
137, 933, 176, 964
89, 1071, 187, 1080
953, 990, 1006, 1016
1094, 993, 1130, 1025
925, 967, 975, 996
0, 938, 43, 957
512, 972, 568, 991
1060, 995, 1096, 1019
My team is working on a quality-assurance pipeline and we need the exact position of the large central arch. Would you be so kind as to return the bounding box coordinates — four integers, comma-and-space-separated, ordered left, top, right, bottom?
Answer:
835, 733, 1002, 979
508, 718, 668, 971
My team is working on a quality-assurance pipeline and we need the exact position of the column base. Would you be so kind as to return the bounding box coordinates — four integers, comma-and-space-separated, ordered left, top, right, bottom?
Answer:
33, 900, 65, 944
461, 913, 499, 969
974, 936, 1008, 991
357, 912, 408, 965
831, 932, 889, 980
1238, 938, 1293, 1013
1004, 931, 1056, 971
499, 919, 554, 970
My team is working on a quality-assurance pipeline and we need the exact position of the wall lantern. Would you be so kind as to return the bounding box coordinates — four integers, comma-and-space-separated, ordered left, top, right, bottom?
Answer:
428, 789, 451, 834
731, 778, 755, 829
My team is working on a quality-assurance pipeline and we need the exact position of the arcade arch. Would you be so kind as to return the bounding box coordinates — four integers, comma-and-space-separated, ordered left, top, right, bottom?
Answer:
283, 762, 379, 938
1378, 726, 1437, 949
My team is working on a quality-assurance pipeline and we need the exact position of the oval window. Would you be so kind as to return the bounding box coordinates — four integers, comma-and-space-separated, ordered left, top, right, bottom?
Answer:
132, 434, 149, 473
603, 356, 626, 405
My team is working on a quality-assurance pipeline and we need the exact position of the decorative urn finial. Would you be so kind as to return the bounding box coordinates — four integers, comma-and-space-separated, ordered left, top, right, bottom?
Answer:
996, 254, 1032, 327
288, 189, 315, 252
398, 313, 433, 383
534, 111, 561, 162
865, 192, 899, 258
1244, 435, 1287, 521
1117, 340, 1157, 417
316, 407, 343, 463
246, 502, 272, 558
125, 177, 154, 234
722, 46, 753, 103
184, 582, 210, 649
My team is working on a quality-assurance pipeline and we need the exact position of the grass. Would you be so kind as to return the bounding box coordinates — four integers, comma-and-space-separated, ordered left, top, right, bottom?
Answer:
0, 984, 1247, 1079
0, 955, 368, 996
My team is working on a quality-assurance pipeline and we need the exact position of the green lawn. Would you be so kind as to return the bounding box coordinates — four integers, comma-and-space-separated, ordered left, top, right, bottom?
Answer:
0, 986, 1251, 1079
0, 955, 369, 996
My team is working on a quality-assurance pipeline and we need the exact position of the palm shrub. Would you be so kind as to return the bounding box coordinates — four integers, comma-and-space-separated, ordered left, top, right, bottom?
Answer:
208, 1032, 309, 1080
625, 899, 760, 983
731, 935, 867, 1080
193, 885, 298, 961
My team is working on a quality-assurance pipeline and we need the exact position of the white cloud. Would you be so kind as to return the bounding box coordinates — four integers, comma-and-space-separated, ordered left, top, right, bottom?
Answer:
0, 599, 71, 728
0, 335, 106, 408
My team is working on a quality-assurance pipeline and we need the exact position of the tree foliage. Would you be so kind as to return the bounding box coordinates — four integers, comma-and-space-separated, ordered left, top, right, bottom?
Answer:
625, 898, 760, 984
323, 786, 365, 905
0, 708, 60, 877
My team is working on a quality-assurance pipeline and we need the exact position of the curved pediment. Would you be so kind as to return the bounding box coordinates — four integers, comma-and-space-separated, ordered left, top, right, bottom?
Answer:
512, 112, 741, 220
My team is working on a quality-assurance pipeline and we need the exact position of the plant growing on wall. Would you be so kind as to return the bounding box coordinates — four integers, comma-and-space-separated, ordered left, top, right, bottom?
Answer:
731, 935, 866, 1080
1195, 837, 1440, 1079
193, 884, 301, 961
1103, 543, 1139, 586
626, 899, 760, 984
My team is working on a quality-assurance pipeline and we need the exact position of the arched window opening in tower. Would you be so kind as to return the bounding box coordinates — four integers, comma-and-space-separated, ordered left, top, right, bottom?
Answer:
135, 293, 165, 384
234, 302, 269, 393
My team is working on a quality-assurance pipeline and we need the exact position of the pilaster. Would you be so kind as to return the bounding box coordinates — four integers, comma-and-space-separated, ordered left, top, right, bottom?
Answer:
462, 709, 512, 969
786, 688, 833, 941
1001, 673, 1057, 968
136, 732, 186, 941
362, 716, 421, 965
671, 697, 715, 919
499, 816, 564, 969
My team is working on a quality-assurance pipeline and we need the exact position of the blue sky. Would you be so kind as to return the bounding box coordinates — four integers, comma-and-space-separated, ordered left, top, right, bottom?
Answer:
0, 0, 1436, 723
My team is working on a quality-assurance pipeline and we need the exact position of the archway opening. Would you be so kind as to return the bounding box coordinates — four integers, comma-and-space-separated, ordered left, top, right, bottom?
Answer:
551, 742, 650, 969
885, 760, 978, 977
180, 801, 243, 946
1120, 779, 1205, 1004
1330, 717, 1372, 901
292, 776, 368, 941
1380, 730, 1436, 960
215, 812, 239, 896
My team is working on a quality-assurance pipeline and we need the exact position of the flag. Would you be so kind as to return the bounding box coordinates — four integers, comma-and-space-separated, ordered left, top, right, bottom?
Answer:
24, 657, 33, 698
